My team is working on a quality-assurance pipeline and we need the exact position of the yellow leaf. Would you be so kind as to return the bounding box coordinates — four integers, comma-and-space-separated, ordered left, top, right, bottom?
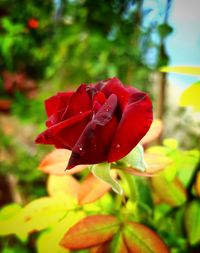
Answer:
160, 66, 200, 76
7, 196, 74, 238
47, 174, 80, 199
179, 81, 200, 111
37, 211, 85, 253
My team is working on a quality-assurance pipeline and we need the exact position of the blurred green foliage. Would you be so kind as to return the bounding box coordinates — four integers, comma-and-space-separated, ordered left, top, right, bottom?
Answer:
0, 0, 168, 90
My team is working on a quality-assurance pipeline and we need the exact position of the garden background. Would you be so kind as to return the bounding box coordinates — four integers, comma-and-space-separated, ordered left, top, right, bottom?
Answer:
0, 0, 200, 253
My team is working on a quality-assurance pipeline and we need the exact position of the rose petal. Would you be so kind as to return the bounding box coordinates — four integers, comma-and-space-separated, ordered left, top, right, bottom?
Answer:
108, 92, 153, 162
100, 77, 129, 110
61, 84, 92, 120
46, 109, 65, 127
67, 94, 118, 168
35, 110, 92, 149
45, 92, 73, 117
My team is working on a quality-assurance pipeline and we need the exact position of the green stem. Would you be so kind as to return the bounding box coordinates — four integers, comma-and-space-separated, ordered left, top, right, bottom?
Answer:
118, 170, 139, 203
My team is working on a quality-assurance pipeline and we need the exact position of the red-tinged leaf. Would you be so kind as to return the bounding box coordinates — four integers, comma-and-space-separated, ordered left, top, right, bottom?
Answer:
60, 215, 119, 249
123, 222, 169, 253
90, 243, 109, 253
140, 119, 163, 146
151, 173, 187, 206
47, 174, 80, 199
38, 149, 87, 175
78, 172, 116, 205
0, 99, 12, 112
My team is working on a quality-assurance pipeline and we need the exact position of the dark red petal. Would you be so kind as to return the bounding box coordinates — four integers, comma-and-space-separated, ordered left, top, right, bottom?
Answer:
61, 84, 92, 120
100, 77, 129, 110
35, 110, 92, 149
45, 95, 59, 117
67, 94, 118, 169
46, 109, 65, 127
45, 92, 73, 117
108, 93, 153, 162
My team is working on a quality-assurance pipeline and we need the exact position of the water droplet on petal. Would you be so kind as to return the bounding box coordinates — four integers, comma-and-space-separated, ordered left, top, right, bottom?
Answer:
77, 144, 85, 155
116, 144, 120, 149
79, 111, 83, 114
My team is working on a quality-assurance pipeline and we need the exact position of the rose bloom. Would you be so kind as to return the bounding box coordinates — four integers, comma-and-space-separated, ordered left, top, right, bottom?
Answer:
35, 78, 153, 169
27, 18, 39, 29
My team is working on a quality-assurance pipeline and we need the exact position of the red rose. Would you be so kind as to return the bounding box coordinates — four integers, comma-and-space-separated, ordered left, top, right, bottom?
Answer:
27, 18, 39, 29
35, 78, 153, 169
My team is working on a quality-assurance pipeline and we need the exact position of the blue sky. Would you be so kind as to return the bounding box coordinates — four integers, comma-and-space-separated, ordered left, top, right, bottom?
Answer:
166, 0, 200, 89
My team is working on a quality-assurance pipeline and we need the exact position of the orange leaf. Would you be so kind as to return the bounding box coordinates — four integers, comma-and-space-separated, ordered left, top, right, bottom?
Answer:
140, 119, 163, 146
78, 172, 116, 205
151, 173, 187, 206
123, 168, 154, 177
123, 222, 169, 253
144, 152, 172, 173
60, 215, 119, 250
195, 171, 200, 197
38, 149, 87, 175
121, 152, 172, 177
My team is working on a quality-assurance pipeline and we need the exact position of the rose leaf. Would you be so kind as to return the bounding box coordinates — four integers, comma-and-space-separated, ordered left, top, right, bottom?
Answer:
60, 215, 119, 249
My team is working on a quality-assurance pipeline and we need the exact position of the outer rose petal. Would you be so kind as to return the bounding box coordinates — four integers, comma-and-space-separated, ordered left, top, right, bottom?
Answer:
67, 94, 118, 168
108, 92, 153, 162
35, 110, 92, 149
45, 92, 73, 117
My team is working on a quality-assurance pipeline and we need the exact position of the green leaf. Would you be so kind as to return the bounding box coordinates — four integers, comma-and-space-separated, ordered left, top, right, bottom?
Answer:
90, 163, 123, 195
157, 24, 173, 38
123, 222, 169, 253
0, 203, 22, 220
108, 231, 128, 252
119, 144, 147, 172
179, 81, 200, 111
60, 215, 119, 249
0, 204, 23, 237
160, 66, 200, 76
177, 150, 199, 187
184, 200, 200, 245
